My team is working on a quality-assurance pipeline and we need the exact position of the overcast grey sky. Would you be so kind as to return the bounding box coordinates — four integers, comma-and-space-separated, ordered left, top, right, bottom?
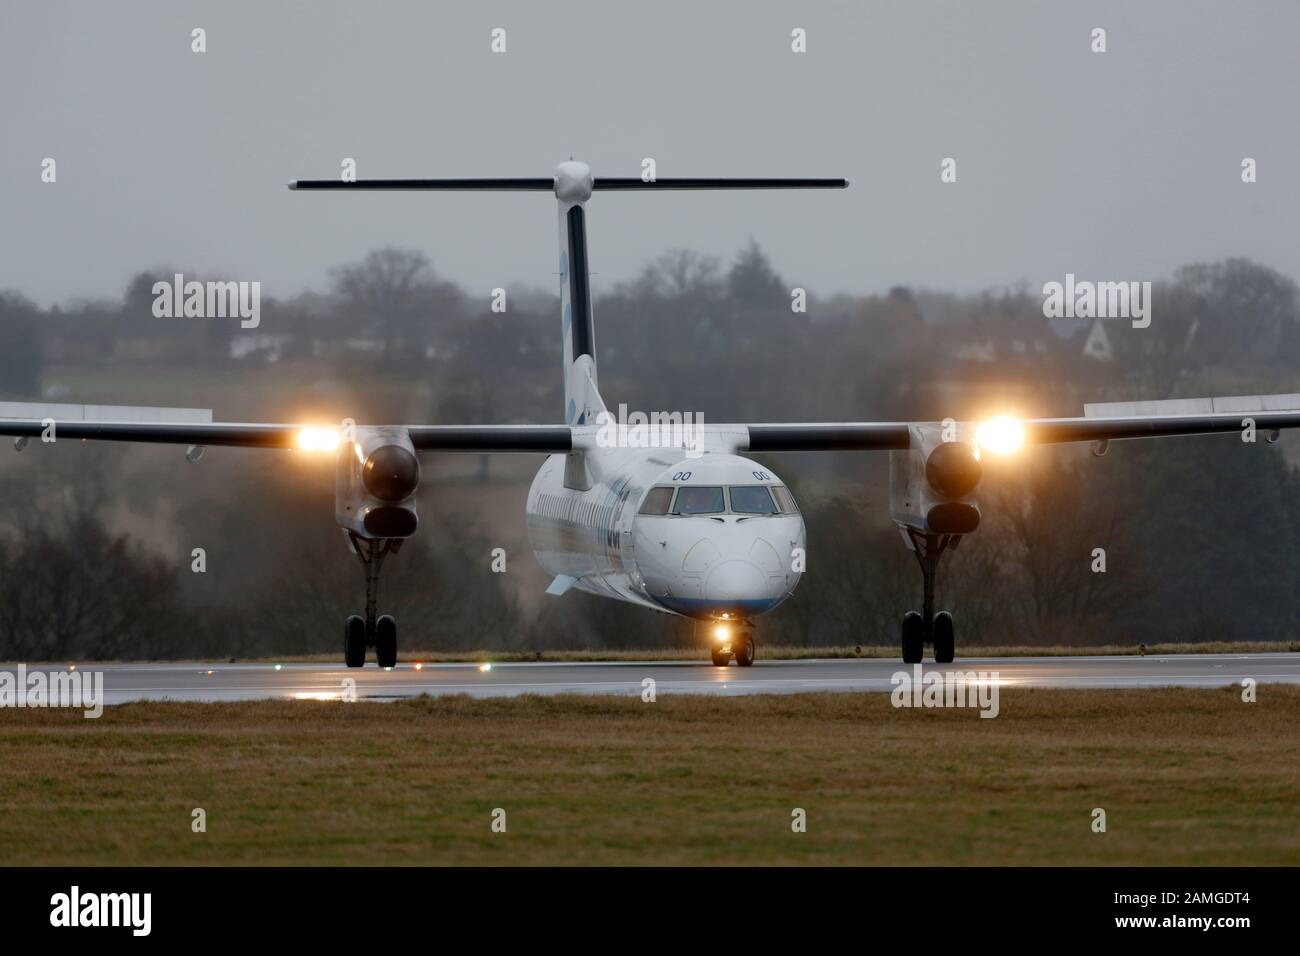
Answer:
2, 0, 1296, 307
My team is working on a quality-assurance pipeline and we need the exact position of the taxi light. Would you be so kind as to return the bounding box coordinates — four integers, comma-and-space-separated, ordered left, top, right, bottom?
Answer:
974, 416, 1024, 456
713, 624, 730, 642
297, 427, 340, 452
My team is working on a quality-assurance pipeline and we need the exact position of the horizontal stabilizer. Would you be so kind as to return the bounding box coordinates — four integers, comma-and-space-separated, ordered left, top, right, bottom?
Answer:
592, 177, 847, 190
289, 178, 554, 191
288, 177, 847, 192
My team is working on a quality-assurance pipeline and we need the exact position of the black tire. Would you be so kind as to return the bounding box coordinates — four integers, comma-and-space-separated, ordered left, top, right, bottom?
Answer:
710, 647, 731, 667
344, 615, 366, 668
901, 611, 925, 664
734, 634, 756, 667
932, 611, 955, 664
375, 614, 398, 669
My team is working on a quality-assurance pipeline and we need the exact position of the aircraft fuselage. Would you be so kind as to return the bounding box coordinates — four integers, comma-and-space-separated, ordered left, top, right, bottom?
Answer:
525, 446, 805, 620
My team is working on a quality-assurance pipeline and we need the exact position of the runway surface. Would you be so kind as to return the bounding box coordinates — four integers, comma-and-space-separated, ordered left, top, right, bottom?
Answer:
8, 653, 1296, 703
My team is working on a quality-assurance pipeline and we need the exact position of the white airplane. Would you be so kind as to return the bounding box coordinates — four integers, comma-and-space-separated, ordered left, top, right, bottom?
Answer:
2, 160, 1297, 668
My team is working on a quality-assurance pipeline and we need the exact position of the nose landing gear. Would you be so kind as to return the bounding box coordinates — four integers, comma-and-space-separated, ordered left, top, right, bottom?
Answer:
344, 533, 402, 668
900, 529, 958, 665
703, 619, 756, 667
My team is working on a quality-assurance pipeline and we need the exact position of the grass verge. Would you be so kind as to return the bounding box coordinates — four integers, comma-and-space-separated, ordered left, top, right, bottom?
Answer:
1, 686, 1297, 865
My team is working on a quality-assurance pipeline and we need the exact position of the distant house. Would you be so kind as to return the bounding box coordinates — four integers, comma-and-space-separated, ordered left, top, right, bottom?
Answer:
1081, 320, 1114, 362
1048, 316, 1116, 362
950, 316, 1058, 363
229, 334, 292, 362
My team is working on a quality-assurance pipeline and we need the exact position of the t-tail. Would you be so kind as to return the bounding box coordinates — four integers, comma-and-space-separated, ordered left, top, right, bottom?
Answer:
289, 162, 848, 424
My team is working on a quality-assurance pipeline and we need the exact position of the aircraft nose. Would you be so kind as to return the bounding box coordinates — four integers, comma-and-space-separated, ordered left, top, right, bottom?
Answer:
704, 559, 768, 602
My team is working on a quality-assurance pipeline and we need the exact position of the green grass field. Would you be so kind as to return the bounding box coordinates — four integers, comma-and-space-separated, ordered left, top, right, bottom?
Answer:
2, 686, 1297, 865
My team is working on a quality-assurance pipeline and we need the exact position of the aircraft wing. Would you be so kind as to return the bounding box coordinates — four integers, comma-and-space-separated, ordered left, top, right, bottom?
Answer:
742, 394, 1300, 452
0, 405, 575, 453
0, 421, 573, 451
1, 395, 1295, 454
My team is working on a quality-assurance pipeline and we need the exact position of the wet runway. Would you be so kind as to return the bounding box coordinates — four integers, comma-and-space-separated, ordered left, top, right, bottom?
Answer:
9, 653, 1295, 703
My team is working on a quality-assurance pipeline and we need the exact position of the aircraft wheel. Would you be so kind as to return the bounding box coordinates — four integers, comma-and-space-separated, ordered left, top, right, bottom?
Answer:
932, 611, 955, 664
344, 615, 366, 668
901, 611, 925, 664
710, 647, 731, 667
375, 614, 398, 669
734, 634, 756, 667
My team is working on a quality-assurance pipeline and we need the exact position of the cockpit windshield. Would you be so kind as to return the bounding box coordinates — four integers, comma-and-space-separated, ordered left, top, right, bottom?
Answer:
770, 486, 799, 514
639, 483, 799, 516
729, 485, 778, 514
673, 486, 725, 515
638, 486, 674, 515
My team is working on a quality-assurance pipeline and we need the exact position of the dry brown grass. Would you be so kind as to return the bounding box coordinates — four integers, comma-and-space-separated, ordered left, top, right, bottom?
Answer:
1, 686, 1297, 866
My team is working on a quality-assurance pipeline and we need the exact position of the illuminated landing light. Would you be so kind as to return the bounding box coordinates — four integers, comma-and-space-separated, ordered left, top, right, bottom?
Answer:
204, 670, 215, 676
293, 691, 338, 701
413, 662, 424, 671
297, 427, 340, 452
713, 624, 731, 642
68, 663, 76, 672
479, 663, 492, 673
975, 416, 1025, 456
274, 664, 282, 671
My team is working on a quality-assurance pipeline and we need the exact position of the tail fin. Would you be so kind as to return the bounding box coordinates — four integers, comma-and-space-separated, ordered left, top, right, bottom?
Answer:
290, 164, 847, 424
556, 162, 605, 425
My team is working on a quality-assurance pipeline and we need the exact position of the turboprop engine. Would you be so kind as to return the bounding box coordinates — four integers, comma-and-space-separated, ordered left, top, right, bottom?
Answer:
888, 422, 982, 535
336, 425, 420, 538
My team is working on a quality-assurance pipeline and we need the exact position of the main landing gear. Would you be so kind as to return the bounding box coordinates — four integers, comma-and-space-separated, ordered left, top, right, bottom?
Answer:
344, 533, 401, 669
704, 619, 756, 667
900, 529, 958, 665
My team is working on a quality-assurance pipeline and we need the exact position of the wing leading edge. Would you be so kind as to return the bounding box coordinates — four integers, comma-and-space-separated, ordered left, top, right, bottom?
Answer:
0, 394, 1294, 454
742, 409, 1300, 452
742, 394, 1300, 451
0, 416, 574, 453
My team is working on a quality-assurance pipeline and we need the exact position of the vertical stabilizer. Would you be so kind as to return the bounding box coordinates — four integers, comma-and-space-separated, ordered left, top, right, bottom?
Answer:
555, 161, 607, 425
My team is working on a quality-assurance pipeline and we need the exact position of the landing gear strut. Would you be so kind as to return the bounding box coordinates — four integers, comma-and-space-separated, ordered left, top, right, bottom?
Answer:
900, 529, 958, 665
345, 533, 401, 668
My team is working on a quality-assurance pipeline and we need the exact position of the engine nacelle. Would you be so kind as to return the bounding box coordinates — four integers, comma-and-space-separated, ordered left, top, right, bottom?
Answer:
889, 423, 981, 535
336, 425, 420, 538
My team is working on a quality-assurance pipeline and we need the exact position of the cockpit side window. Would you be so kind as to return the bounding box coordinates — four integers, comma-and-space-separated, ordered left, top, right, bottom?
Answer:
638, 486, 675, 515
729, 485, 778, 515
673, 486, 725, 515
771, 486, 799, 514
